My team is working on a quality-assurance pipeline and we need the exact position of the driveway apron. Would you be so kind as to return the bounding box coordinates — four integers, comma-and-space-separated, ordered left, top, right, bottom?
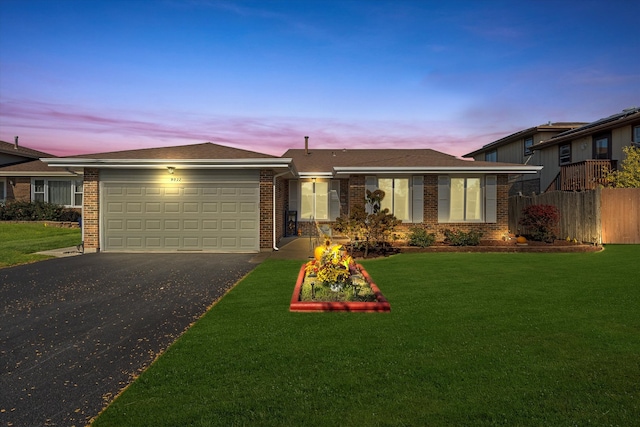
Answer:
0, 253, 258, 427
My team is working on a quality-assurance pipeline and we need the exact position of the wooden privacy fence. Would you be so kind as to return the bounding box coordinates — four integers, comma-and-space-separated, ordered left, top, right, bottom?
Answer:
509, 188, 640, 244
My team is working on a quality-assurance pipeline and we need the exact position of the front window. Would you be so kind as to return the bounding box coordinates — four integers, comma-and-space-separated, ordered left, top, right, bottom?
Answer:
485, 150, 497, 162
0, 179, 6, 203
559, 144, 571, 165
450, 177, 482, 222
301, 180, 328, 220
31, 179, 82, 207
524, 137, 534, 156
593, 134, 611, 159
378, 178, 409, 220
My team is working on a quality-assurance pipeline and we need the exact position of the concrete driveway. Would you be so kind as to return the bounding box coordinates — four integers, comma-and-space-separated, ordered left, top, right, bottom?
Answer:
0, 253, 260, 427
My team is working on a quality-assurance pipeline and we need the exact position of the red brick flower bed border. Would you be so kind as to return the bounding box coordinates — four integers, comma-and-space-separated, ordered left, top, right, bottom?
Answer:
289, 263, 391, 313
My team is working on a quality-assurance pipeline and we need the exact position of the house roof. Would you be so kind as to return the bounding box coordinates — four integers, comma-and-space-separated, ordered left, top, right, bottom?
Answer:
0, 159, 81, 177
533, 107, 640, 149
284, 148, 541, 177
0, 140, 55, 161
42, 142, 294, 171
462, 123, 586, 158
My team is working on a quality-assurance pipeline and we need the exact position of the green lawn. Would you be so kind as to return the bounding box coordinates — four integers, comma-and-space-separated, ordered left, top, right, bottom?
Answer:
93, 247, 640, 426
0, 222, 82, 268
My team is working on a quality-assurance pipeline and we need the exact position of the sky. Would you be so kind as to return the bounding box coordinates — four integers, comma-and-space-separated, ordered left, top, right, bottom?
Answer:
1, 0, 639, 158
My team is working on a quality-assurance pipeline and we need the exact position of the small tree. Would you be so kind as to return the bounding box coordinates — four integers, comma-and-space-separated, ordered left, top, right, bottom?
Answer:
333, 189, 400, 257
605, 145, 640, 188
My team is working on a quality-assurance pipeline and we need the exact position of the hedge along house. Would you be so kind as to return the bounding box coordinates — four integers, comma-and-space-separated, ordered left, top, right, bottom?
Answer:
283, 142, 542, 242
42, 143, 294, 253
41, 141, 541, 253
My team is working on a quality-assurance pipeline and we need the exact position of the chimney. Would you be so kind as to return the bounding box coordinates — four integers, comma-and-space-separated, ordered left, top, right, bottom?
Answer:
14, 136, 19, 149
304, 136, 309, 155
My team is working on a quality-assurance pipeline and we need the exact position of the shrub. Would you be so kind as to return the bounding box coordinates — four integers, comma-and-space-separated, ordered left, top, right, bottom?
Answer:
0, 201, 81, 222
407, 227, 436, 247
519, 204, 560, 243
442, 229, 483, 246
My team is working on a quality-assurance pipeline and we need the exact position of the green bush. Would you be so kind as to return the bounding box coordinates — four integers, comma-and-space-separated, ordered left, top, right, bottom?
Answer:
442, 228, 483, 246
0, 201, 81, 222
407, 227, 436, 247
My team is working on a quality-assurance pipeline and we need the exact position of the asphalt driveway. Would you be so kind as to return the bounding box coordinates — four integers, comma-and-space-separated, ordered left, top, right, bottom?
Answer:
0, 253, 259, 427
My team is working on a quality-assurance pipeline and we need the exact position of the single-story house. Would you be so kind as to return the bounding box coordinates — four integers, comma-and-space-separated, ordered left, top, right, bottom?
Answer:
1, 139, 82, 206
36, 140, 541, 253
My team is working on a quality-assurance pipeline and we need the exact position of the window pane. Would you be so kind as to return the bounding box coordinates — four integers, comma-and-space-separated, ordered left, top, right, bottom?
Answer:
49, 181, 71, 205
315, 182, 328, 220
450, 178, 465, 221
559, 144, 571, 164
485, 150, 497, 162
378, 178, 393, 213
35, 180, 44, 193
34, 193, 45, 202
465, 178, 482, 220
0, 181, 5, 201
594, 136, 609, 159
75, 193, 83, 206
394, 179, 409, 220
634, 126, 640, 143
524, 138, 533, 155
75, 180, 83, 193
300, 181, 314, 220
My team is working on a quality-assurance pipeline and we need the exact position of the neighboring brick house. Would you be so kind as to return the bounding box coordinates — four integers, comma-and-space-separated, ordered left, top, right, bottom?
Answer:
462, 122, 586, 196
0, 139, 82, 206
42, 141, 541, 253
531, 107, 640, 192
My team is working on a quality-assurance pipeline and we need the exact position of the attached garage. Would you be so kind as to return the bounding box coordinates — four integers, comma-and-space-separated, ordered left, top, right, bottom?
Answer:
101, 170, 260, 252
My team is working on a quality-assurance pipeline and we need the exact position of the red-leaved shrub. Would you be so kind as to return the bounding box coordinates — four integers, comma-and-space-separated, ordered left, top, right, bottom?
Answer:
519, 204, 560, 243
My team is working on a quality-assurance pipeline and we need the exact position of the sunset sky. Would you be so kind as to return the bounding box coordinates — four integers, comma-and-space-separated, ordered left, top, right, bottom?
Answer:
1, 0, 638, 158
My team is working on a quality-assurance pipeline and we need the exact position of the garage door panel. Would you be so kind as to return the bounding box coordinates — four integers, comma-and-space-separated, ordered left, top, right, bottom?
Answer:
103, 180, 259, 252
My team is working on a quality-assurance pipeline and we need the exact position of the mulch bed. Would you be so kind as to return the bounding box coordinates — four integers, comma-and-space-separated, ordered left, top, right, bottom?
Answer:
346, 240, 602, 258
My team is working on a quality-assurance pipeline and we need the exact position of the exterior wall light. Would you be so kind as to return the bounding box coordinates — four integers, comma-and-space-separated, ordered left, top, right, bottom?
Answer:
167, 167, 175, 174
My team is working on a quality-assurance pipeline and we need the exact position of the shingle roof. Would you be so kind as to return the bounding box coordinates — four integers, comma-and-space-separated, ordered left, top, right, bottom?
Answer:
283, 148, 526, 173
66, 142, 277, 160
0, 159, 79, 176
462, 123, 586, 158
533, 107, 640, 149
0, 140, 55, 159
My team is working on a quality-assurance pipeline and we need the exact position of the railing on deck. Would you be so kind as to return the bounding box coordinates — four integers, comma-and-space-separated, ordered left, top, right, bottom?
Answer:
545, 160, 617, 192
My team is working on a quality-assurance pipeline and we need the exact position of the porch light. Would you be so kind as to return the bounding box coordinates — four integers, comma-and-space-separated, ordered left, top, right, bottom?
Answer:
167, 167, 175, 174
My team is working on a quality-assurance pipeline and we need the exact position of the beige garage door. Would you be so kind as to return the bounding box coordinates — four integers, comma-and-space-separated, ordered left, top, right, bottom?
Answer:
102, 179, 259, 252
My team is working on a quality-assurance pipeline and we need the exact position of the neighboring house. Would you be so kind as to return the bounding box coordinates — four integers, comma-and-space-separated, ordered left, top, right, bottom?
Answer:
42, 141, 541, 253
0, 139, 82, 206
462, 122, 586, 195
531, 107, 640, 192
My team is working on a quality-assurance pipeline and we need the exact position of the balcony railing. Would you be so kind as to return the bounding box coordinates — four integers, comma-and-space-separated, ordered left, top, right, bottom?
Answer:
546, 160, 617, 192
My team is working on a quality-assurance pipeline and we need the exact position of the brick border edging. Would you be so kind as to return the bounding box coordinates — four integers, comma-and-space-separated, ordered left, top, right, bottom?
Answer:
290, 263, 391, 313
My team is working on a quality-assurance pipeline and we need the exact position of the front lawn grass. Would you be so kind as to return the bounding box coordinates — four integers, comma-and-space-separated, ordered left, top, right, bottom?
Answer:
93, 246, 640, 426
0, 222, 81, 268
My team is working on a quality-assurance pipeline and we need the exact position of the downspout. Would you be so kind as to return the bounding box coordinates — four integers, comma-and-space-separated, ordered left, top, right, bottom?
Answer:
273, 170, 291, 251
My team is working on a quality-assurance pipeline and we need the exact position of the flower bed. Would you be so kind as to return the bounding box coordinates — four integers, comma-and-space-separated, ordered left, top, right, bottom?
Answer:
289, 241, 390, 312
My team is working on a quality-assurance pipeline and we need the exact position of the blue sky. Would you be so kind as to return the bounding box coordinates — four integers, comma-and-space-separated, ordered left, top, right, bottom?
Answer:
1, 0, 638, 157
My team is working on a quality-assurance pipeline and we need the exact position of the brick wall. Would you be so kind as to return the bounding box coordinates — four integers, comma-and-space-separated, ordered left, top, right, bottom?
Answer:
7, 177, 31, 201
259, 170, 274, 249
82, 168, 100, 252
348, 175, 365, 212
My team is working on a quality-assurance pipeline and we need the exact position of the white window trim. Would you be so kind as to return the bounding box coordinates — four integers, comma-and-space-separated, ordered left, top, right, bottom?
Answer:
31, 178, 83, 208
294, 178, 340, 222
365, 175, 423, 223
438, 174, 497, 224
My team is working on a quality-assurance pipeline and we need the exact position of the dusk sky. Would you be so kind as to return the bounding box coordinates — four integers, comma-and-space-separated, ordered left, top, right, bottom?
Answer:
1, 0, 638, 158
